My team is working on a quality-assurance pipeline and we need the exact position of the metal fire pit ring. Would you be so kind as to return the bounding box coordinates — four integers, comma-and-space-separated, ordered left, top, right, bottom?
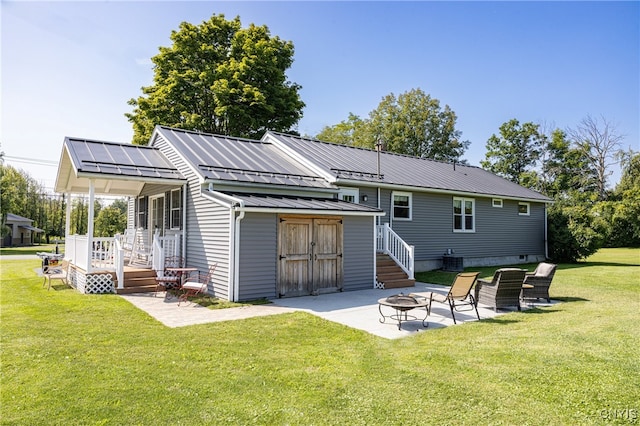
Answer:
378, 294, 429, 330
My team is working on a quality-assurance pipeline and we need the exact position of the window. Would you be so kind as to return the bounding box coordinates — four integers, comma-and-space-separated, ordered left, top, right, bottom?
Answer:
518, 202, 530, 216
453, 197, 475, 232
392, 192, 412, 220
492, 198, 503, 208
338, 188, 359, 203
136, 197, 147, 229
170, 189, 181, 229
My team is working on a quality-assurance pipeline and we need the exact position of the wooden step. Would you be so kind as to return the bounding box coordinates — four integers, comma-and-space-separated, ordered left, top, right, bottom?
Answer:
376, 253, 414, 289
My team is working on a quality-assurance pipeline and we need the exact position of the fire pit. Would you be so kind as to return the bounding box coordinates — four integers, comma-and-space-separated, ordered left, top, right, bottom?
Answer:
378, 293, 429, 330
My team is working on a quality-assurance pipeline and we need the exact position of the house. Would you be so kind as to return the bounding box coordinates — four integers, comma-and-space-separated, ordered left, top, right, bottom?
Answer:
54, 125, 552, 300
2, 213, 44, 247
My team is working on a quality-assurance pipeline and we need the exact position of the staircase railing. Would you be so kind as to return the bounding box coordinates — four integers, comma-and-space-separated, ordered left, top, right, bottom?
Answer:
376, 224, 415, 279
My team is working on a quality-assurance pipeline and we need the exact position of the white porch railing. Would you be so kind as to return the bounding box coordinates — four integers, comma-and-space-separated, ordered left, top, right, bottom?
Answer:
376, 224, 415, 279
113, 238, 124, 290
152, 233, 181, 273
66, 235, 89, 271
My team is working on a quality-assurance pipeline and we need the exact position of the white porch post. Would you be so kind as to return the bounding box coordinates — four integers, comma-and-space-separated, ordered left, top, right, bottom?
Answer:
86, 179, 95, 273
65, 193, 71, 243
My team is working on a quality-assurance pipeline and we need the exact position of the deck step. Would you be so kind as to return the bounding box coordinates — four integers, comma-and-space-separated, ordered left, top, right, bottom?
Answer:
376, 253, 414, 289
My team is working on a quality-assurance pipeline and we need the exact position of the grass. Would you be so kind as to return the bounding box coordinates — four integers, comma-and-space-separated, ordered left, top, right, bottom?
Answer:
1, 248, 639, 425
0, 243, 61, 256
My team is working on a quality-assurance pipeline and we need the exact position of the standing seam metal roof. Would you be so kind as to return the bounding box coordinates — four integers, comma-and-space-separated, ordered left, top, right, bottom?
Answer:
266, 132, 552, 202
155, 126, 333, 189
64, 137, 184, 181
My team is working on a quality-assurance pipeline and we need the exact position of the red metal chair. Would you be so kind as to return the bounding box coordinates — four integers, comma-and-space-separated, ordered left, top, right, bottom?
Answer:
154, 256, 184, 297
178, 264, 217, 306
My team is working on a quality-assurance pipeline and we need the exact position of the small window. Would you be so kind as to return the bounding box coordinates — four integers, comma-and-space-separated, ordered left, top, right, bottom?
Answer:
518, 202, 530, 216
453, 197, 475, 232
392, 192, 412, 220
170, 189, 181, 229
136, 197, 147, 229
338, 188, 359, 204
492, 198, 503, 208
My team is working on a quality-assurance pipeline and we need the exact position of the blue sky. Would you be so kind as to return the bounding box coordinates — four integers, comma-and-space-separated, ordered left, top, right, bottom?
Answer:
2, 1, 638, 192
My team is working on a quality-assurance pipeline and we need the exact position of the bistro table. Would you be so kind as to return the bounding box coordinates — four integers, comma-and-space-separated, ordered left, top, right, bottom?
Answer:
37, 252, 65, 285
165, 267, 198, 288
378, 293, 430, 330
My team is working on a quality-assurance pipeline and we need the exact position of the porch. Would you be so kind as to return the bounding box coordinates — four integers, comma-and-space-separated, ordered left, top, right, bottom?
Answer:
63, 232, 182, 294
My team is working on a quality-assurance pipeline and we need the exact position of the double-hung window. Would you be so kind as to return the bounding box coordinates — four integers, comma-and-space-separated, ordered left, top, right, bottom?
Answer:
170, 189, 181, 229
338, 188, 359, 203
453, 197, 475, 232
392, 192, 412, 220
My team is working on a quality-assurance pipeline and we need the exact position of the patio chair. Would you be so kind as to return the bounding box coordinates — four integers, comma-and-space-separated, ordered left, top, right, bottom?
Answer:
426, 272, 480, 324
522, 262, 557, 302
178, 264, 217, 306
154, 255, 184, 297
44, 259, 72, 291
474, 268, 527, 312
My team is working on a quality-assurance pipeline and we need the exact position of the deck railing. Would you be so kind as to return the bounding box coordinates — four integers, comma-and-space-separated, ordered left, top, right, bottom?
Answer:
376, 224, 415, 279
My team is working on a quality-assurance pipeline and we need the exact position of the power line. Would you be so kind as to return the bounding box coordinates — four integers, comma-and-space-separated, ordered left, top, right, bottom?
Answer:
2, 155, 58, 167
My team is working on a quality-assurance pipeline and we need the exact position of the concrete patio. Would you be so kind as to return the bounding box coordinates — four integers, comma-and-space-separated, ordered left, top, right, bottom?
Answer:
120, 283, 556, 339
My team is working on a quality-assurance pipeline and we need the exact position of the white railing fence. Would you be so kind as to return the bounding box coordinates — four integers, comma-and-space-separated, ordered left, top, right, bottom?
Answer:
91, 237, 116, 270
66, 235, 89, 271
113, 238, 124, 289
376, 224, 415, 279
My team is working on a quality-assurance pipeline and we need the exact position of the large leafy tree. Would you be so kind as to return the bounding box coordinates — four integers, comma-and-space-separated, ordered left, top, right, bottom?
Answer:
481, 119, 542, 186
315, 88, 469, 162
126, 14, 305, 145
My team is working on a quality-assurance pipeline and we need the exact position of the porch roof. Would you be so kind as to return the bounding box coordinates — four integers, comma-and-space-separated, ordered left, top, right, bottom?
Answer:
55, 137, 186, 195
219, 191, 384, 215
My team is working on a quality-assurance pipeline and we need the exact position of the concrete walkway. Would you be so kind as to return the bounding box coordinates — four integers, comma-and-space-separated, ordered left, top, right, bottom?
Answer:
120, 283, 556, 339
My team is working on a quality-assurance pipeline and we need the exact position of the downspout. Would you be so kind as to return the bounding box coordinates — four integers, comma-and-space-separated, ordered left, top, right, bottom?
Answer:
182, 183, 187, 258
544, 203, 549, 259
232, 206, 245, 302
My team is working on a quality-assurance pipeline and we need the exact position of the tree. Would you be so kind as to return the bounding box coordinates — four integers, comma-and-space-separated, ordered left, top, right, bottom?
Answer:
315, 88, 469, 162
126, 14, 305, 145
567, 115, 625, 201
315, 113, 367, 146
595, 151, 640, 247
95, 199, 128, 237
481, 119, 542, 186
538, 128, 598, 198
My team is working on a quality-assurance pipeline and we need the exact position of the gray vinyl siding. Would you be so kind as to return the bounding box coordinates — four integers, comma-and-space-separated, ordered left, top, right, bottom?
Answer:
237, 213, 278, 300
381, 190, 546, 262
154, 134, 231, 299
342, 215, 375, 291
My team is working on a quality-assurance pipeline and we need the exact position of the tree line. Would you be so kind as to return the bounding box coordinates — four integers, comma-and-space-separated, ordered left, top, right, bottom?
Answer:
0, 164, 128, 244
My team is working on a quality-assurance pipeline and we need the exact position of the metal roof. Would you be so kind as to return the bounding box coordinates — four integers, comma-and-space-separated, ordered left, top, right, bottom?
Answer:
219, 191, 384, 215
265, 132, 553, 202
155, 126, 333, 189
55, 137, 185, 195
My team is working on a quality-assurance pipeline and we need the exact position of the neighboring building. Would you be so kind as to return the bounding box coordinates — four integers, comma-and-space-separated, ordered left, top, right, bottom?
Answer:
2, 213, 44, 247
54, 125, 552, 300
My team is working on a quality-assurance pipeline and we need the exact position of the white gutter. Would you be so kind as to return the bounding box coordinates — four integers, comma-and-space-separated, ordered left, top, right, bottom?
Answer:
335, 178, 553, 204
232, 207, 385, 217
182, 183, 187, 259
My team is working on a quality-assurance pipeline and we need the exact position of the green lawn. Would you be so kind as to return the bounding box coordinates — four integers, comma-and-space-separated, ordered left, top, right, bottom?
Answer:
2, 248, 639, 425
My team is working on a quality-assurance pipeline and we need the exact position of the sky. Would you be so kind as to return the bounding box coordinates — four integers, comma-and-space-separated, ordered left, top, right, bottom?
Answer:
2, 1, 638, 193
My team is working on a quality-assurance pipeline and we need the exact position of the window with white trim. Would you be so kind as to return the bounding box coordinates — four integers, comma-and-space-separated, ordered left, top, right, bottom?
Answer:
453, 197, 475, 232
518, 202, 530, 216
492, 198, 503, 208
170, 189, 181, 229
392, 192, 412, 220
338, 187, 359, 203
136, 196, 147, 229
